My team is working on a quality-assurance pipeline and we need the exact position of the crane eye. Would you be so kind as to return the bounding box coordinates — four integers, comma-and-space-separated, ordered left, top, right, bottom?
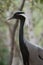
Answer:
38, 55, 43, 60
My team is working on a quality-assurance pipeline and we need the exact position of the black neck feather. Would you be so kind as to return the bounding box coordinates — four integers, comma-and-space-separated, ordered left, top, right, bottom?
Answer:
19, 18, 25, 44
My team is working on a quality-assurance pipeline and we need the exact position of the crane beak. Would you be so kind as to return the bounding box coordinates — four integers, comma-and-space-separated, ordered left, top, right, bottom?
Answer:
8, 16, 13, 20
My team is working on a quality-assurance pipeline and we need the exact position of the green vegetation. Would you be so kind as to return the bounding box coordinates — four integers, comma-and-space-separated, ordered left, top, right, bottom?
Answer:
0, 42, 9, 65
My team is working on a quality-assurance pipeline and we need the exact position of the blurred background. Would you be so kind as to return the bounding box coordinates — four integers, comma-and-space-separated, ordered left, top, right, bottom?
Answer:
0, 0, 43, 65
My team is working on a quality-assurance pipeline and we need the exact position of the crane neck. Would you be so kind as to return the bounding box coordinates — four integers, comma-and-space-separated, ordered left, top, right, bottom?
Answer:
19, 18, 25, 44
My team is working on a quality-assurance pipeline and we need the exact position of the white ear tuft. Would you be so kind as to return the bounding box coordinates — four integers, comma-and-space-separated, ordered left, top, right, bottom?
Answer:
19, 13, 26, 18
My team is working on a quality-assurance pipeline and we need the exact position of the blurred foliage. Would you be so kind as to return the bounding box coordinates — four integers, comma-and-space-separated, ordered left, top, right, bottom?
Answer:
35, 0, 43, 3
0, 44, 9, 65
0, 0, 43, 64
0, 0, 24, 65
32, 0, 43, 45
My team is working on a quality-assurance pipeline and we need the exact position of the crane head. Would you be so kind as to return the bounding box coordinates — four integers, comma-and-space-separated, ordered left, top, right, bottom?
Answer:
8, 11, 25, 20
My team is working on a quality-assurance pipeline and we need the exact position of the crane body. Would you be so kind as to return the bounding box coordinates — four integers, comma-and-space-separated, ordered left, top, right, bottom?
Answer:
8, 11, 43, 65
